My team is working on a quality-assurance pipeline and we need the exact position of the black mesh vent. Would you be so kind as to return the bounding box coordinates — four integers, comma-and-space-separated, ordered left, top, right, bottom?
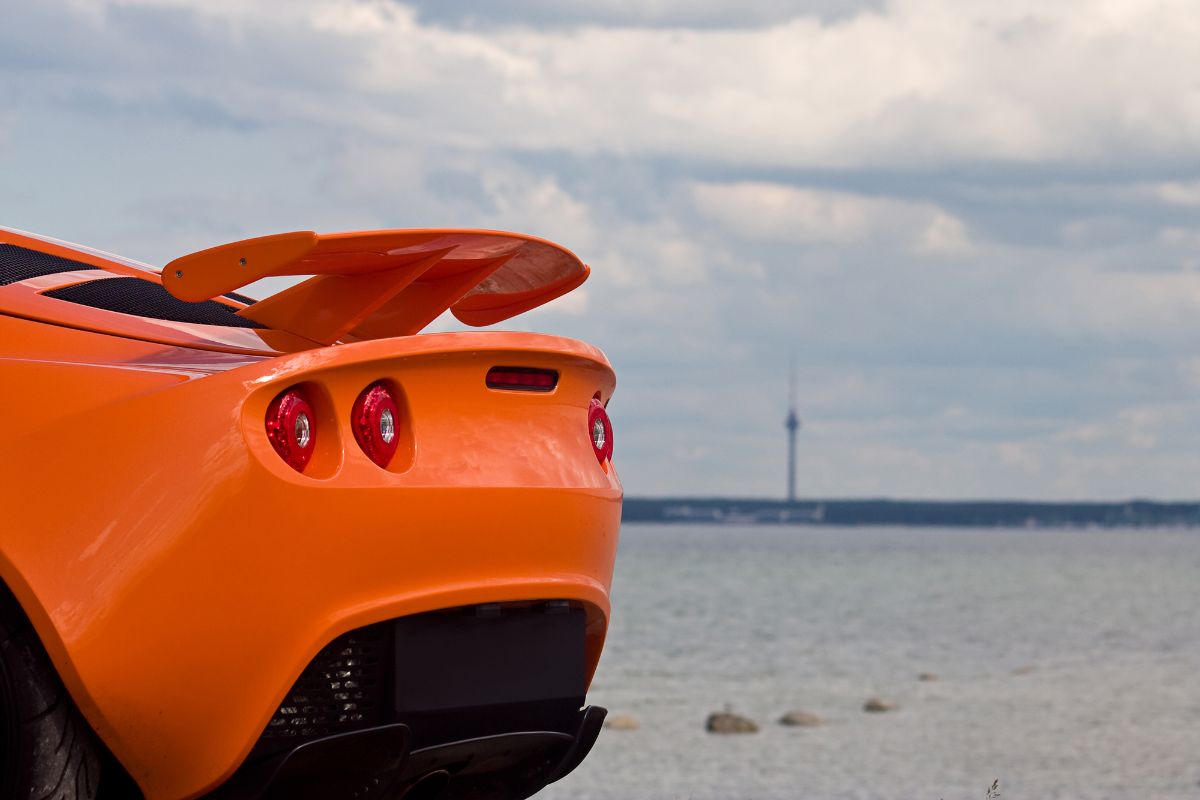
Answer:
253, 623, 390, 757
0, 243, 101, 286
223, 290, 257, 306
44, 277, 266, 328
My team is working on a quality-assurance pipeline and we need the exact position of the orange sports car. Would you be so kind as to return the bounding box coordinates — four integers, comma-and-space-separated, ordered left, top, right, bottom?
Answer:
0, 225, 621, 800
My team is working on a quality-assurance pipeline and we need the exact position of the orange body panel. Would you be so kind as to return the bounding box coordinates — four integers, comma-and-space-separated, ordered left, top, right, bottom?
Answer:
0, 228, 622, 799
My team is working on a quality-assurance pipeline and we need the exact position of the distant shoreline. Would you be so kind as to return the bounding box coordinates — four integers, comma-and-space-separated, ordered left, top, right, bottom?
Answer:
622, 497, 1200, 527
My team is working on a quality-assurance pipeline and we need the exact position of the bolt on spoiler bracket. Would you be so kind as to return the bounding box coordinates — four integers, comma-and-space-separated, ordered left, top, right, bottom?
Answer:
162, 229, 590, 345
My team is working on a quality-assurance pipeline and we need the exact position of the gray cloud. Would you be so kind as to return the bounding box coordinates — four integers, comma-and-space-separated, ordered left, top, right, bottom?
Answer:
400, 0, 883, 29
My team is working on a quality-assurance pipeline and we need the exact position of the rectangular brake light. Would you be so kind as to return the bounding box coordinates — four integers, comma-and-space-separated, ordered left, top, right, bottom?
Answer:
486, 366, 558, 392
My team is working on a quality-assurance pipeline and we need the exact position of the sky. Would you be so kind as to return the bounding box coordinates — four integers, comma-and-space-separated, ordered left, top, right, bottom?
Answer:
3, 0, 1200, 500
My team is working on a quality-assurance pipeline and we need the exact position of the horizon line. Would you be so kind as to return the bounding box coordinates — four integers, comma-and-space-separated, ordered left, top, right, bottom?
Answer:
625, 495, 1200, 506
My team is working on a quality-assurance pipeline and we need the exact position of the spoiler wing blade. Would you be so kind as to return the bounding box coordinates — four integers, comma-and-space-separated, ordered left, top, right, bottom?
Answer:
163, 229, 588, 342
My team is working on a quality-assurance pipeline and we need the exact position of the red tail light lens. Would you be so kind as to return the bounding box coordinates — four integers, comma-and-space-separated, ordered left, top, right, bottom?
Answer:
352, 382, 400, 468
486, 367, 558, 392
265, 387, 316, 472
588, 398, 613, 463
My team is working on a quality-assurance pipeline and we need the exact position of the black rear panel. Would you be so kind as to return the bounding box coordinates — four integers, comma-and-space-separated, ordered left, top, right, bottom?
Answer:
395, 601, 585, 712
0, 243, 101, 286
251, 601, 587, 761
44, 277, 265, 328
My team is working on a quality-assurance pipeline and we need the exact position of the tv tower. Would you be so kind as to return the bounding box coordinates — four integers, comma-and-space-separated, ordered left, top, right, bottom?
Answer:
785, 357, 801, 503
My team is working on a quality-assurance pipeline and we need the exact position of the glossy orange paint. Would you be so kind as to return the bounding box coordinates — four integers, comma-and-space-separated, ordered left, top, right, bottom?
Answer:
0, 228, 621, 799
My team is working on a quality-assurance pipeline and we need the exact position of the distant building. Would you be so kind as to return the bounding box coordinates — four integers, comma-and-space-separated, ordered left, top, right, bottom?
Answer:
785, 360, 801, 503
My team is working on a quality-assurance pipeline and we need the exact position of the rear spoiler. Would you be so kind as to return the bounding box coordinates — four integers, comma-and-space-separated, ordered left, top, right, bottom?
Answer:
163, 229, 589, 345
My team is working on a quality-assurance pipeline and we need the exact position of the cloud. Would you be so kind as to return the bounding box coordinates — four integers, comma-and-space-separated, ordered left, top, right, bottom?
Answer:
383, 0, 1200, 170
996, 441, 1042, 474
690, 181, 973, 254
401, 0, 883, 29
8, 0, 1200, 170
1151, 179, 1200, 207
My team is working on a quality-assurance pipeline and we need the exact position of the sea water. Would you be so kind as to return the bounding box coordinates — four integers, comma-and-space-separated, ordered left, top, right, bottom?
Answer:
543, 524, 1200, 800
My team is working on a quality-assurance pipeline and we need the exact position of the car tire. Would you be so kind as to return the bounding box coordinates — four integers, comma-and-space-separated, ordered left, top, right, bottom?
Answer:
0, 598, 101, 800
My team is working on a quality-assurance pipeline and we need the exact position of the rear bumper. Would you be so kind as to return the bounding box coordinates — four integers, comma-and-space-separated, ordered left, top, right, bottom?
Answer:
208, 601, 605, 800
207, 707, 608, 800
0, 331, 621, 800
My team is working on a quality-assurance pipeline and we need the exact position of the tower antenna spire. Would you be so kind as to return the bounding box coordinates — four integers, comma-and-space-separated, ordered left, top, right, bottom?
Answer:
785, 354, 801, 504
788, 355, 796, 408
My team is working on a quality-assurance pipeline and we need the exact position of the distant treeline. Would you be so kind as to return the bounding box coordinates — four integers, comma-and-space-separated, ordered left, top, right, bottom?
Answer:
622, 497, 1200, 527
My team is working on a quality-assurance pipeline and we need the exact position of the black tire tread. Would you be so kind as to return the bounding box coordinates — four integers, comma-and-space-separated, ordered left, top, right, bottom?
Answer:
1, 602, 101, 800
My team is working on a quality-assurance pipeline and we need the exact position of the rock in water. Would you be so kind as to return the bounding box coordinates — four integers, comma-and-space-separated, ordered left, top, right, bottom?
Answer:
862, 697, 897, 713
605, 714, 639, 731
917, 672, 940, 682
706, 711, 759, 734
778, 710, 822, 727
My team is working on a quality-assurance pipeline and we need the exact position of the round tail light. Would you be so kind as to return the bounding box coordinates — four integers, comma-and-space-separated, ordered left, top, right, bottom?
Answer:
588, 398, 613, 463
266, 387, 316, 472
352, 382, 400, 468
